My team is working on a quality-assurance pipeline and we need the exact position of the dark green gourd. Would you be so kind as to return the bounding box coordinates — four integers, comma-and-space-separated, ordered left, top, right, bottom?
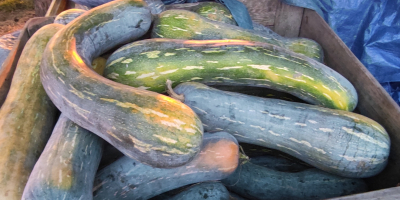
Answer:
104, 39, 357, 111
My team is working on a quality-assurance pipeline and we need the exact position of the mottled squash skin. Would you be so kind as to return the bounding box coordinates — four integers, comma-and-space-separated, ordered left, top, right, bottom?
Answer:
173, 82, 390, 178
40, 0, 203, 168
22, 115, 104, 200
0, 24, 63, 200
105, 39, 357, 111
93, 132, 239, 200
166, 2, 237, 25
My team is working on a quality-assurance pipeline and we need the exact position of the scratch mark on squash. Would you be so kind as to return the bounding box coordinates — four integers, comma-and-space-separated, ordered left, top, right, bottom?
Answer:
153, 134, 177, 144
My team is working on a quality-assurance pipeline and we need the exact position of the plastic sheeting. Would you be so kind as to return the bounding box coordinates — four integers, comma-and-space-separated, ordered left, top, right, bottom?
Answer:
0, 30, 20, 71
282, 0, 400, 105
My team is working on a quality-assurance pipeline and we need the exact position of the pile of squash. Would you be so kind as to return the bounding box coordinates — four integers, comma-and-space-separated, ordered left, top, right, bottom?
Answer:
0, 0, 390, 199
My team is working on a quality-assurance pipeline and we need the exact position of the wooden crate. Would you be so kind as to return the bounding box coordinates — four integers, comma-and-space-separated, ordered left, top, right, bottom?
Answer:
240, 0, 400, 197
43, 0, 400, 198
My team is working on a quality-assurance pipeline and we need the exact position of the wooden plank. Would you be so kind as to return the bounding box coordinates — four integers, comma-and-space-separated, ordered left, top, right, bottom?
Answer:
67, 1, 76, 9
0, 17, 55, 107
329, 187, 400, 200
45, 0, 68, 17
238, 0, 279, 27
299, 9, 400, 191
274, 1, 304, 37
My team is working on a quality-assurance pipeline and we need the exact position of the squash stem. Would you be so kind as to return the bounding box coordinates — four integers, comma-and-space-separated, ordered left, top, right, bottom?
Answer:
166, 79, 185, 102
239, 145, 250, 165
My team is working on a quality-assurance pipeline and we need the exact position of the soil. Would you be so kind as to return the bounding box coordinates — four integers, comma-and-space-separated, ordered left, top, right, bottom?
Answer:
0, 9, 35, 36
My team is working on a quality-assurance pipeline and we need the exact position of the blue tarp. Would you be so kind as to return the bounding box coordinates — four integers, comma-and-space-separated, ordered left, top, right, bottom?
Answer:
284, 0, 400, 106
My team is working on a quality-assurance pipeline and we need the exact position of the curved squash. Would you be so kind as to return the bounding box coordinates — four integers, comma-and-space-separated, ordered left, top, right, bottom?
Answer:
173, 82, 389, 178
40, 0, 203, 168
54, 9, 86, 25
152, 9, 323, 62
22, 115, 104, 200
93, 132, 239, 200
105, 39, 357, 111
0, 24, 63, 200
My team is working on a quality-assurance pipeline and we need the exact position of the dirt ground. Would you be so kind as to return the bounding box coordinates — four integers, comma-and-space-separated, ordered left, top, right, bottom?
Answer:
0, 9, 35, 36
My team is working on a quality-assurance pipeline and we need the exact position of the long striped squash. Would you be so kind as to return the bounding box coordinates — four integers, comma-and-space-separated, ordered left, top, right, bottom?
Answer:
93, 132, 239, 200
40, 0, 203, 168
152, 9, 323, 62
0, 24, 63, 200
21, 115, 104, 200
173, 82, 390, 178
104, 39, 357, 111
164, 2, 324, 65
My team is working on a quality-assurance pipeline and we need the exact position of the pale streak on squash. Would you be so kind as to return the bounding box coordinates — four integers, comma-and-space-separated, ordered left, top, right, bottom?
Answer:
0, 24, 63, 200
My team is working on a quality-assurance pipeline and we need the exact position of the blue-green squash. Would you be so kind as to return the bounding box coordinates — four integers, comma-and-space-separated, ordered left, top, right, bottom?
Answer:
21, 115, 104, 200
71, 0, 165, 15
40, 0, 203, 168
93, 132, 239, 200
172, 82, 389, 178
222, 161, 367, 200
